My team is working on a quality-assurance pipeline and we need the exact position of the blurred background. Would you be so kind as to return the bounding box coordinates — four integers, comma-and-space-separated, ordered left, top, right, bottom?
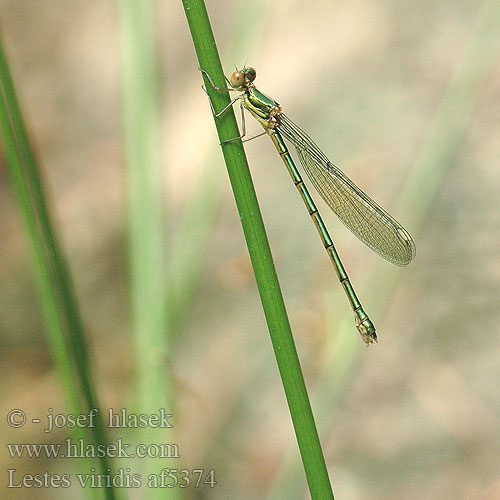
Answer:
1, 0, 499, 499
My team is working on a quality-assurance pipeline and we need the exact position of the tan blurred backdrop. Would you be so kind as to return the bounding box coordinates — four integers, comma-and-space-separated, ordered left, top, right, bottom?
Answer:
1, 0, 499, 499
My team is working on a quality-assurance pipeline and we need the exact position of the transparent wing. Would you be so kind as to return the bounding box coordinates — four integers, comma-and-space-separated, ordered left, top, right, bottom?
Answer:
278, 113, 416, 266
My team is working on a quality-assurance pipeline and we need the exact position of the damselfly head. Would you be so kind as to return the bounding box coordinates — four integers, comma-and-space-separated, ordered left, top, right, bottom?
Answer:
230, 67, 256, 88
242, 67, 256, 82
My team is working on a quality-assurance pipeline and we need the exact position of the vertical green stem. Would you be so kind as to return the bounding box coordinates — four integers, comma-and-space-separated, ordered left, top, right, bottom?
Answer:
0, 30, 115, 500
181, 1, 335, 498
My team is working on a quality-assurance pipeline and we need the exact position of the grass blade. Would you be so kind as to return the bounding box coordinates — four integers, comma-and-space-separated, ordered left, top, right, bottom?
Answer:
182, 1, 335, 498
0, 30, 116, 500
117, 1, 178, 498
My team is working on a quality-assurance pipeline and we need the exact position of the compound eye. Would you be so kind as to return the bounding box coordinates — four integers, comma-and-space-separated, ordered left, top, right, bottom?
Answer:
230, 71, 245, 88
244, 67, 256, 82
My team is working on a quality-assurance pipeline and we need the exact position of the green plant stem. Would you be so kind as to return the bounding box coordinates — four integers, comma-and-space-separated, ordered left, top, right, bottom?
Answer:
181, 1, 335, 498
0, 32, 115, 500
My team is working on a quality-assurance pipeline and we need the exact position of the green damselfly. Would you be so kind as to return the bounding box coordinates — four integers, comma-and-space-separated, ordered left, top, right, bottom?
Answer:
201, 67, 416, 344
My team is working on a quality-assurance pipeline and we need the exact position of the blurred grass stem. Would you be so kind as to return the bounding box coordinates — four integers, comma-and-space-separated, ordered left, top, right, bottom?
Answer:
0, 31, 116, 500
118, 1, 177, 498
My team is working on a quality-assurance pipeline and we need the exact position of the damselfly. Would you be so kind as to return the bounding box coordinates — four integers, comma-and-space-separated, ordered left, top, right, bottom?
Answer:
200, 67, 416, 344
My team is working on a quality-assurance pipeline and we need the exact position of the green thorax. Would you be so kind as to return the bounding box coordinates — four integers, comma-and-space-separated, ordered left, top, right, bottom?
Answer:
244, 87, 279, 121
